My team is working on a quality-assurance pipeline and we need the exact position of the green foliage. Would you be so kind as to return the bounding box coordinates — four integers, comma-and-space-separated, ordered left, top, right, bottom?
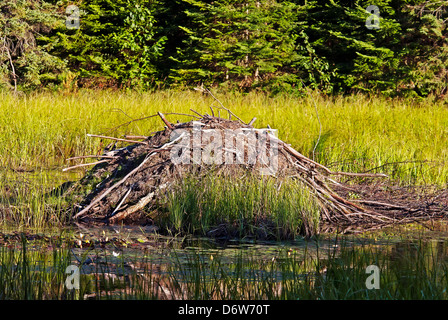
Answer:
399, 1, 448, 97
1, 90, 447, 186
48, 0, 167, 88
0, 0, 68, 90
169, 0, 332, 92
306, 0, 447, 96
0, 0, 447, 96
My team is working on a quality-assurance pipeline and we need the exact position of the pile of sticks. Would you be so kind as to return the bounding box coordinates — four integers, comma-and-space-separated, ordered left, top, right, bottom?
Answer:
65, 107, 400, 228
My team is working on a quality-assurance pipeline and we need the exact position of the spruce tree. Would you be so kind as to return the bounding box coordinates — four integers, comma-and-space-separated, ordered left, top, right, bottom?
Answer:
170, 0, 332, 92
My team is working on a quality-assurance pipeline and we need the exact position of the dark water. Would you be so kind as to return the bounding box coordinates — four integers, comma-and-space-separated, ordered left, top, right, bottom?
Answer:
2, 168, 448, 299
1, 219, 448, 299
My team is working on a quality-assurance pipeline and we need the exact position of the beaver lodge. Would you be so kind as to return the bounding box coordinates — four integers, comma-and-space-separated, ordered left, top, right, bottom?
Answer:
63, 104, 448, 239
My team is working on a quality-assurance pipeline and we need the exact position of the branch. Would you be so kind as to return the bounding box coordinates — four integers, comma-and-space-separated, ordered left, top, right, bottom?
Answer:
108, 183, 169, 223
63, 160, 110, 172
73, 133, 186, 219
158, 112, 174, 130
2, 37, 17, 93
66, 155, 118, 161
73, 152, 157, 219
86, 134, 147, 145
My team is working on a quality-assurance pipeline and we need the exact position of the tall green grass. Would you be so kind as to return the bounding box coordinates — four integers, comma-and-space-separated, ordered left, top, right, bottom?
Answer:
1, 90, 446, 185
161, 235, 448, 300
161, 173, 320, 239
0, 234, 72, 299
0, 89, 447, 229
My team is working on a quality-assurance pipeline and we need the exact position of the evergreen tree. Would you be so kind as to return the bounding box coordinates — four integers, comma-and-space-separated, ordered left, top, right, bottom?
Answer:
1, 0, 446, 96
304, 0, 447, 96
397, 1, 448, 97
0, 0, 67, 91
170, 0, 332, 92
48, 0, 167, 88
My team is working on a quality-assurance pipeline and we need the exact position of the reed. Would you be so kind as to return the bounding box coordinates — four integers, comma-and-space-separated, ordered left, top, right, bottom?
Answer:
161, 173, 320, 239
1, 89, 447, 229
0, 89, 446, 185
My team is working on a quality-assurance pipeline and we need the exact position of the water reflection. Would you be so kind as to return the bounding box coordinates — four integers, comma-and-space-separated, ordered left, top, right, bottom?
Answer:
1, 219, 448, 299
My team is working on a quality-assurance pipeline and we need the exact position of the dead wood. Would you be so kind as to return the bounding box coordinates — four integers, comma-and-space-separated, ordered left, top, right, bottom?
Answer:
63, 109, 445, 234
66, 155, 118, 161
87, 134, 147, 145
63, 160, 110, 172
157, 112, 174, 130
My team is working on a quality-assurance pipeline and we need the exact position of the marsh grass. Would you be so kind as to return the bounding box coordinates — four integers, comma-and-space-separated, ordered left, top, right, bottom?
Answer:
1, 232, 448, 299
1, 89, 447, 300
0, 89, 447, 231
1, 89, 447, 185
1, 89, 447, 229
0, 169, 74, 229
0, 234, 72, 299
165, 235, 448, 300
161, 173, 320, 239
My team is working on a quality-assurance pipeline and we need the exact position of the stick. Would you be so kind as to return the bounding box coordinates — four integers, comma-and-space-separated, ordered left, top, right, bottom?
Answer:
158, 112, 174, 130
87, 134, 147, 145
66, 155, 118, 161
3, 38, 17, 93
73, 133, 186, 219
351, 199, 412, 210
248, 117, 257, 126
73, 154, 156, 219
109, 185, 134, 218
124, 135, 148, 140
190, 109, 204, 118
203, 88, 245, 123
330, 171, 389, 178
279, 141, 332, 174
104, 112, 200, 135
210, 107, 215, 117
279, 139, 389, 178
344, 212, 393, 223
329, 192, 370, 213
63, 160, 110, 172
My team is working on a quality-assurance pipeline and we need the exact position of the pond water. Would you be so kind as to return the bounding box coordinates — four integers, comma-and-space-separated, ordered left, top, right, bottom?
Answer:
1, 168, 448, 299
1, 219, 448, 299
